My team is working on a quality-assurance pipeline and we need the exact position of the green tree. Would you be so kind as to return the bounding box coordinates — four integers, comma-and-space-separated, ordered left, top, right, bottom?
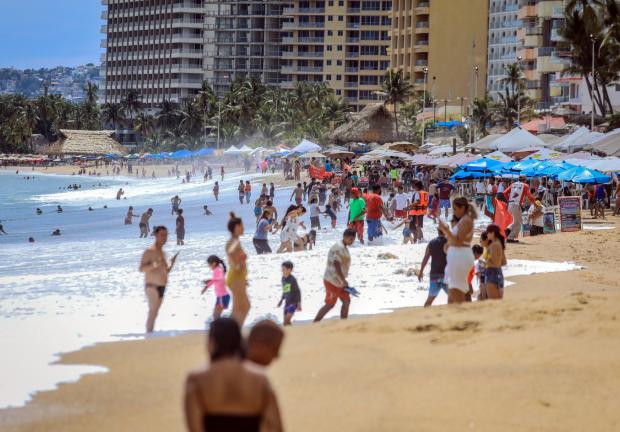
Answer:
377, 69, 413, 136
101, 103, 125, 130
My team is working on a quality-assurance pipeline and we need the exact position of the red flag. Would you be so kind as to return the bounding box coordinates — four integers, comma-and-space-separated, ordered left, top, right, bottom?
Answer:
493, 198, 513, 235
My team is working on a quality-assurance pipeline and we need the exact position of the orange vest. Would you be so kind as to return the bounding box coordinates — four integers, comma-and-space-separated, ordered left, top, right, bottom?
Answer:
409, 191, 429, 216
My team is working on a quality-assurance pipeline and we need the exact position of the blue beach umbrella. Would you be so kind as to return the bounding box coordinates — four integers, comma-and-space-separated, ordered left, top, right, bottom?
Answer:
193, 148, 214, 156
510, 158, 540, 172
171, 149, 193, 159
569, 167, 611, 184
458, 157, 504, 172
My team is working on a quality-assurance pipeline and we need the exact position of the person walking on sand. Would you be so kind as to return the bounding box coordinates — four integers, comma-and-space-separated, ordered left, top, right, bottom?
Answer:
438, 197, 477, 304
484, 224, 507, 300
220, 165, 225, 181
213, 181, 220, 201
139, 208, 153, 238
347, 188, 366, 245
176, 209, 186, 246
139, 226, 178, 333
124, 206, 139, 225
238, 180, 245, 205
503, 175, 535, 243
245, 181, 252, 204
184, 318, 283, 432
294, 160, 301, 181
226, 213, 250, 326
277, 261, 301, 326
290, 183, 304, 206
202, 255, 230, 320
417, 228, 448, 307
314, 229, 356, 322
171, 195, 182, 215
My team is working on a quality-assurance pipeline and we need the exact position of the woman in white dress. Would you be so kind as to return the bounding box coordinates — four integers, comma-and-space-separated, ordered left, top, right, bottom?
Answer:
438, 197, 477, 304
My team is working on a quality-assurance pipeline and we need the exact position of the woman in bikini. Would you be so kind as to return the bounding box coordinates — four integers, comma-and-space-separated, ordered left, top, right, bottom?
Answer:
226, 213, 250, 326
484, 224, 507, 300
139, 226, 178, 333
438, 197, 477, 304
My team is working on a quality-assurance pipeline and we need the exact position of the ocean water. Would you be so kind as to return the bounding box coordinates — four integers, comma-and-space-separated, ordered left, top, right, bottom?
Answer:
0, 169, 580, 408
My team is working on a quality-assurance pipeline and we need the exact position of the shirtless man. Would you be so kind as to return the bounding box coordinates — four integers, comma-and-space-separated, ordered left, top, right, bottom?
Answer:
139, 208, 153, 238
176, 209, 186, 246
116, 188, 124, 200
139, 226, 178, 333
213, 181, 220, 201
290, 183, 304, 206
184, 318, 282, 432
171, 195, 182, 215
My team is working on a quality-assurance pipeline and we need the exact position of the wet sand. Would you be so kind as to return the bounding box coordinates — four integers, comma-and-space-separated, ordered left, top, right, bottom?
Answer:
2, 217, 620, 431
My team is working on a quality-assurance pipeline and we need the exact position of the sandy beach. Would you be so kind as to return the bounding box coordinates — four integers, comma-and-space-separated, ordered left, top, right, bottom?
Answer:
1, 216, 619, 431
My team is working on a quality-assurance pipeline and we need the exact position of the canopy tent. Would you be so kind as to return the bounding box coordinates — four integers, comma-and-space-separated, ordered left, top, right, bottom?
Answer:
458, 157, 504, 172
553, 127, 604, 153
224, 145, 241, 155
554, 151, 599, 161
586, 128, 620, 156
585, 157, 620, 172
520, 116, 566, 134
467, 134, 503, 151
558, 166, 611, 184
300, 152, 327, 159
409, 154, 436, 165
380, 141, 419, 152
431, 153, 479, 169
526, 148, 564, 160
537, 134, 562, 145
426, 145, 465, 156
493, 127, 546, 153
484, 150, 512, 162
292, 139, 321, 154
238, 145, 253, 154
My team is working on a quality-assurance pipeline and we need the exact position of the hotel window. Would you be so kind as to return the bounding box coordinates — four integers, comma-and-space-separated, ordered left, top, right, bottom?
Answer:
336, 74, 342, 80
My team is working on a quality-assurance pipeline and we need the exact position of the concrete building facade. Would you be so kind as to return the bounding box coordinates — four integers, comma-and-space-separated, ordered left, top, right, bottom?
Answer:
389, 0, 489, 106
100, 0, 208, 111
487, 0, 522, 99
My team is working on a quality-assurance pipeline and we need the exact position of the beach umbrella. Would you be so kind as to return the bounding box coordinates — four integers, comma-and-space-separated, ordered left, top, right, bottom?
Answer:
569, 168, 612, 184
458, 157, 504, 172
171, 149, 193, 159
292, 139, 321, 154
527, 148, 564, 160
433, 120, 464, 129
586, 157, 620, 173
450, 170, 484, 181
485, 150, 512, 162
193, 148, 214, 156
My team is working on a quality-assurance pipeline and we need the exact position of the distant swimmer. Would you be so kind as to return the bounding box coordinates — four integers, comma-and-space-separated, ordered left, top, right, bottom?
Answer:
116, 188, 124, 200
0, 223, 7, 234
36, 208, 43, 215
28, 237, 35, 243
171, 195, 182, 215
88, 207, 94, 211
213, 181, 220, 201
52, 229, 61, 236
139, 226, 178, 333
125, 206, 139, 224
176, 209, 185, 246
56, 205, 63, 213
203, 205, 213, 216
139, 208, 154, 238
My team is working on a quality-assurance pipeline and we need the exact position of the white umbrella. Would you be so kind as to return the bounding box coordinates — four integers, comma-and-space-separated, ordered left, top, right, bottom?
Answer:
292, 139, 321, 154
224, 145, 241, 154
484, 150, 512, 162
494, 127, 545, 153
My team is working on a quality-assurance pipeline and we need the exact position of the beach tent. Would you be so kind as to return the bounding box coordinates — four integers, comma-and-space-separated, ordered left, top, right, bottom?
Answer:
553, 127, 604, 153
293, 139, 321, 154
586, 157, 620, 172
493, 127, 546, 153
224, 145, 241, 155
485, 150, 512, 162
526, 148, 564, 160
238, 145, 253, 154
467, 134, 503, 151
520, 116, 566, 134
586, 128, 620, 156
432, 153, 479, 169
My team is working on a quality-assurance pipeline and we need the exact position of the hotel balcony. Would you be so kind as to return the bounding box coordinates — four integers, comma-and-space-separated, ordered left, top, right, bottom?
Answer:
518, 4, 537, 20
415, 2, 430, 15
172, 2, 205, 14
282, 7, 325, 15
415, 21, 429, 33
171, 18, 204, 29
414, 40, 429, 52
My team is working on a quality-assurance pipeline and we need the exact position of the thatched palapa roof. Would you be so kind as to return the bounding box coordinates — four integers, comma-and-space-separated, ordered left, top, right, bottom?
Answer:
330, 103, 404, 145
44, 130, 126, 156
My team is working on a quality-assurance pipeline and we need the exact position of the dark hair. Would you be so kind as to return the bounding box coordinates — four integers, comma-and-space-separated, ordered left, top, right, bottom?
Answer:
227, 212, 243, 234
343, 228, 357, 238
266, 200, 273, 206
177, 209, 183, 215
372, 184, 381, 193
415, 181, 424, 190
485, 224, 506, 249
480, 232, 488, 242
129, 206, 133, 210
472, 244, 484, 256
310, 198, 318, 204
282, 261, 294, 270
207, 255, 227, 273
209, 318, 242, 361
153, 225, 167, 234
147, 208, 153, 212
451, 197, 478, 221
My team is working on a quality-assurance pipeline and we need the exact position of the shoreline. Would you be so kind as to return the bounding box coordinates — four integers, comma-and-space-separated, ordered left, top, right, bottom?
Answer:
2, 221, 620, 431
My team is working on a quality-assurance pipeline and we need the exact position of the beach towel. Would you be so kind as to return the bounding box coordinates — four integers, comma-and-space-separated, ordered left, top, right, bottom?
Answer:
309, 165, 333, 180
493, 199, 513, 235
484, 195, 495, 220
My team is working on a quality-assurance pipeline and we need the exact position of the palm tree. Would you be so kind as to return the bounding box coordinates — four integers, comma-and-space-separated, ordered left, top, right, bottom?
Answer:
84, 82, 99, 106
377, 69, 413, 136
471, 96, 493, 137
157, 99, 180, 131
101, 103, 125, 131
499, 63, 525, 98
121, 89, 143, 120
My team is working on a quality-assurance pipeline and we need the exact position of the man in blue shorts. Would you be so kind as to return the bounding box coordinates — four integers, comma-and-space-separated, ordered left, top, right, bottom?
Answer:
436, 179, 455, 218
417, 228, 447, 307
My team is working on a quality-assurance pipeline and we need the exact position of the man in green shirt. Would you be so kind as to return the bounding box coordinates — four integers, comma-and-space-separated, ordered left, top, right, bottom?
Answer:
347, 187, 366, 245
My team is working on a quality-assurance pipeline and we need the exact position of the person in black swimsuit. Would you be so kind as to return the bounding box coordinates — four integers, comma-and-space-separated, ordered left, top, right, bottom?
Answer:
184, 318, 283, 432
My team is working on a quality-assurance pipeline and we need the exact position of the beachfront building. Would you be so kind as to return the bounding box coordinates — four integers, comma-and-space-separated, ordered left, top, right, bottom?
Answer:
100, 0, 208, 110
280, 1, 392, 112
43, 130, 127, 156
207, 0, 291, 96
487, 0, 522, 99
389, 0, 489, 104
516, 0, 570, 109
